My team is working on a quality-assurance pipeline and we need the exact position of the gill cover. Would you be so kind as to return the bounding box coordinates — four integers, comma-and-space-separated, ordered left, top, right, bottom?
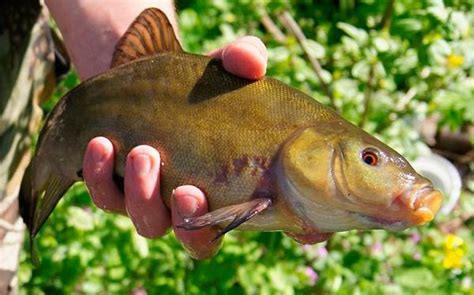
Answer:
278, 125, 361, 232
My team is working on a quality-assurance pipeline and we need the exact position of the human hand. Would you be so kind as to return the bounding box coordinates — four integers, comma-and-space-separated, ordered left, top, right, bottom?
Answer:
83, 37, 269, 259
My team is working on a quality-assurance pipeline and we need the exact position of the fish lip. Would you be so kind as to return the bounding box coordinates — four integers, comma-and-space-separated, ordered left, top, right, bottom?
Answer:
392, 183, 442, 225
393, 183, 432, 210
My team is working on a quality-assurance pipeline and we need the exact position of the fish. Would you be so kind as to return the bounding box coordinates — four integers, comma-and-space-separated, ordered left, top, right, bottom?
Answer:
20, 8, 442, 247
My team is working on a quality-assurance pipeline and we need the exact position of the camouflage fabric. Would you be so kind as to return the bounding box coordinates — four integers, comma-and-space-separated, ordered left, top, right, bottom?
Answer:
0, 1, 54, 293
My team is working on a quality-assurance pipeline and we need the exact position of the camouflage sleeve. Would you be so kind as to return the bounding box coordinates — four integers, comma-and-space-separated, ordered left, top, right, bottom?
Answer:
0, 1, 54, 293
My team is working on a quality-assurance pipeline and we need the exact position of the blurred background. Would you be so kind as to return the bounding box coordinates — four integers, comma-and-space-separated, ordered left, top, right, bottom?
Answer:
19, 0, 473, 294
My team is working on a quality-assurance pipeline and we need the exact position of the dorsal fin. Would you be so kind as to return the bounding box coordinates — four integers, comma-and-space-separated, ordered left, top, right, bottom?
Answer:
111, 8, 183, 67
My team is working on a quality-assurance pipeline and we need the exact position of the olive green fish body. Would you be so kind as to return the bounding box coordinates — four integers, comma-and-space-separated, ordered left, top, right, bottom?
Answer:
31, 52, 338, 233
21, 8, 442, 244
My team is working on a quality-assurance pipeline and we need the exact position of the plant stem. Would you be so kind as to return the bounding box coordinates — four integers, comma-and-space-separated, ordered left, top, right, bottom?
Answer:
360, 63, 375, 128
278, 10, 336, 109
380, 0, 395, 31
261, 13, 286, 43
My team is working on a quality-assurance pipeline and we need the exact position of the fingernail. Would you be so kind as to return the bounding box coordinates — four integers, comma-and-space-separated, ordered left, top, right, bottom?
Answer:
92, 149, 105, 162
238, 37, 267, 59
176, 194, 198, 218
132, 154, 152, 176
250, 44, 265, 59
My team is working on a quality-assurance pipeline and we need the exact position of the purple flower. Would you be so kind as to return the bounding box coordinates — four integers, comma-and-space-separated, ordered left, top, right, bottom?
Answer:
304, 267, 319, 286
302, 244, 313, 252
317, 246, 328, 258
413, 251, 421, 261
301, 244, 328, 259
410, 232, 421, 244
371, 242, 383, 255
131, 288, 147, 295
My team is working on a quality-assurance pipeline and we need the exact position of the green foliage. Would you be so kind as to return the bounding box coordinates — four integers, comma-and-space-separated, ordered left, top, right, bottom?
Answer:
21, 0, 473, 294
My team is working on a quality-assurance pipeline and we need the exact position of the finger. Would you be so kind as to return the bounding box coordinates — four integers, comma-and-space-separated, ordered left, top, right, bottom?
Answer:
124, 145, 170, 238
285, 232, 333, 245
83, 137, 126, 214
209, 36, 268, 80
171, 185, 222, 260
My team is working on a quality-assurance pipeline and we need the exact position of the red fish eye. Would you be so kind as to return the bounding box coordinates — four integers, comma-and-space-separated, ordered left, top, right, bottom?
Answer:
361, 149, 379, 166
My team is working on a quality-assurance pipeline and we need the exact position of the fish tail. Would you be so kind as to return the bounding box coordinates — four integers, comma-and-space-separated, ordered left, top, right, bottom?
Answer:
19, 163, 36, 264
29, 234, 40, 267
19, 159, 74, 240
19, 163, 33, 232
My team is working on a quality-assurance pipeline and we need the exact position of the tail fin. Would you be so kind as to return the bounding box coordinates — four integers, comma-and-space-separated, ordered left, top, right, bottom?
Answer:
19, 163, 34, 231
19, 160, 74, 264
19, 160, 74, 238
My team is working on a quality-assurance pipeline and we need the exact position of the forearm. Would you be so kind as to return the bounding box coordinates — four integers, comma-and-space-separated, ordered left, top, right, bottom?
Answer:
45, 0, 176, 80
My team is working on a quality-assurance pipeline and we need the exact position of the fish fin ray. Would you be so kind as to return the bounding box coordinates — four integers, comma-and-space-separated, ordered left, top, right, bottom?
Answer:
177, 198, 272, 240
111, 8, 182, 67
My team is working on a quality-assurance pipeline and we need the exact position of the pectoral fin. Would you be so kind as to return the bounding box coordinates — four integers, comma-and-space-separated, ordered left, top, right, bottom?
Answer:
177, 198, 272, 241
111, 8, 183, 67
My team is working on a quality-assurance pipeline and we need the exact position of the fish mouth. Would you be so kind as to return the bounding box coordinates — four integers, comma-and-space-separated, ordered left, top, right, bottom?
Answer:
351, 184, 443, 230
392, 183, 443, 225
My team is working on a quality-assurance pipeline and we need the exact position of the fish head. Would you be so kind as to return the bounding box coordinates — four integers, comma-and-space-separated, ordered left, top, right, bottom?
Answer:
279, 123, 443, 233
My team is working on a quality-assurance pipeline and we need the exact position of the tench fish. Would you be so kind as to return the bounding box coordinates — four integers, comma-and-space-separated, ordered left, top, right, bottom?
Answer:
20, 8, 442, 245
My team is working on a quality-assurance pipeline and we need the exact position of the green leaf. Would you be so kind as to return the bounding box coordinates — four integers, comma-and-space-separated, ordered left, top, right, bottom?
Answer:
304, 39, 326, 58
337, 22, 368, 45
66, 207, 94, 231
341, 36, 361, 55
427, 5, 448, 22
392, 19, 423, 35
394, 268, 438, 289
352, 60, 370, 81
373, 37, 389, 52
428, 39, 451, 65
132, 233, 149, 258
81, 281, 102, 293
394, 49, 418, 74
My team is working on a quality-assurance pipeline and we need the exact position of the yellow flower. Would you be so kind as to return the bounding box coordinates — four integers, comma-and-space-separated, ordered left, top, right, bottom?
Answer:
446, 54, 464, 69
442, 234, 466, 269
443, 248, 465, 269
445, 234, 464, 250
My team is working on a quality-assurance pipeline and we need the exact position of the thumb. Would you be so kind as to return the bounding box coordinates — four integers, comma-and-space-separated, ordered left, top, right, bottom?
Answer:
171, 185, 222, 260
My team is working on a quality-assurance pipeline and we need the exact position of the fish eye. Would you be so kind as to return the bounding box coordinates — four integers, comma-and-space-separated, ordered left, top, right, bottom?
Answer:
361, 148, 380, 166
